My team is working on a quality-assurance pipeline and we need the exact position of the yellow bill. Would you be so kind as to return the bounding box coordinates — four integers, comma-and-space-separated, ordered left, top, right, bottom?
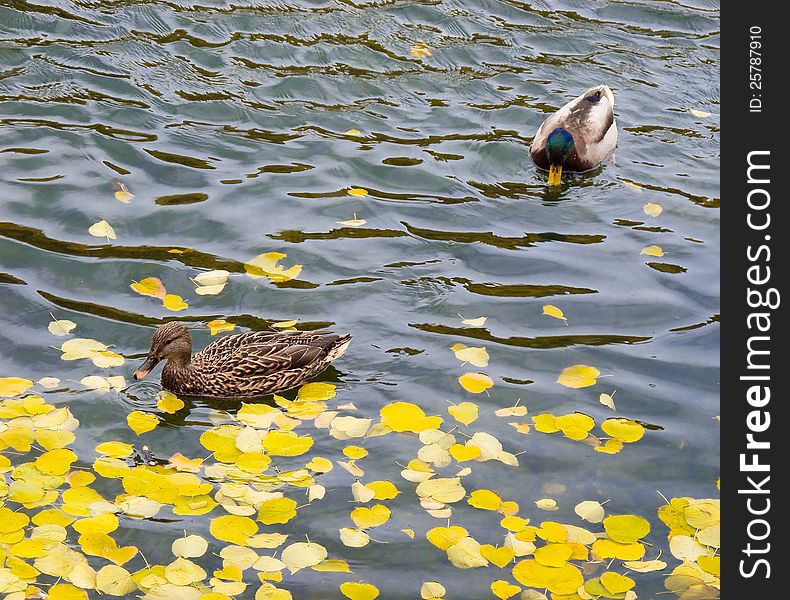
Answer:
548, 164, 563, 186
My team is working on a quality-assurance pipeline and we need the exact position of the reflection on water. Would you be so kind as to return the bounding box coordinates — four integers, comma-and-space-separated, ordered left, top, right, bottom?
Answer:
1, 0, 719, 597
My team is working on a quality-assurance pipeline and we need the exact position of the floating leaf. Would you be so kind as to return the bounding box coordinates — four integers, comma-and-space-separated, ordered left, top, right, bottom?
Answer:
448, 402, 479, 426
126, 411, 158, 435
542, 305, 567, 322
640, 245, 664, 257
244, 252, 302, 283
495, 405, 528, 417
535, 498, 558, 511
48, 319, 77, 336
451, 345, 489, 368
491, 580, 521, 599
644, 203, 663, 217
163, 294, 188, 311
420, 581, 446, 599
599, 392, 616, 410
575, 500, 605, 523
689, 108, 712, 118
601, 418, 644, 443
89, 220, 116, 240
461, 316, 487, 327
0, 377, 34, 398
171, 535, 208, 558
480, 545, 515, 568
556, 365, 600, 389
130, 277, 167, 299
603, 514, 651, 544
351, 505, 391, 529
458, 373, 493, 394
340, 582, 379, 600
340, 527, 370, 548
280, 542, 327, 574
347, 188, 369, 197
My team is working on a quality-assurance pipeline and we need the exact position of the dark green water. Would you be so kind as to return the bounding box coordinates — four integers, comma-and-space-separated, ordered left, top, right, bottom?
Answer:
1, 0, 719, 598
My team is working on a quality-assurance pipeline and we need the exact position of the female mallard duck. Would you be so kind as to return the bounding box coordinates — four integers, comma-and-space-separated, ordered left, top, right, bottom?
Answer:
133, 322, 351, 398
530, 84, 617, 185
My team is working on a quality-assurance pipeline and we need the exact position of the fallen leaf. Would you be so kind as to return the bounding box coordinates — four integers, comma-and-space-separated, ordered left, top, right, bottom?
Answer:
89, 220, 116, 240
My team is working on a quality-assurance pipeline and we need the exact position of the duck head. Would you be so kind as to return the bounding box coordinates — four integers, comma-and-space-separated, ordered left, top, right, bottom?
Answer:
545, 128, 575, 186
133, 322, 192, 380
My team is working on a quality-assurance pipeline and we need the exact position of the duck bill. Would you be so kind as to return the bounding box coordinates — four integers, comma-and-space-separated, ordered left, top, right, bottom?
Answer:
133, 355, 160, 380
547, 164, 563, 186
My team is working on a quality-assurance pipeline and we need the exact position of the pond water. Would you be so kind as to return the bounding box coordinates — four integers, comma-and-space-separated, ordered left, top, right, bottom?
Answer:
0, 1, 719, 598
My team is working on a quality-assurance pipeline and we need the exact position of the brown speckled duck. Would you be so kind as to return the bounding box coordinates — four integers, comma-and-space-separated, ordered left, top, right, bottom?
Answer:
133, 322, 351, 398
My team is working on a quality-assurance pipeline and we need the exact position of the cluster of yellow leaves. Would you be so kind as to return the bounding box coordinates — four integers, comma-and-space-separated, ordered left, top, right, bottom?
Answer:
658, 497, 720, 596
244, 252, 302, 283
531, 412, 645, 454
130, 277, 188, 312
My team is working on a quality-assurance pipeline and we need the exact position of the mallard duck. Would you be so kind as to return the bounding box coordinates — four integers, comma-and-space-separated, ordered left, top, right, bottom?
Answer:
133, 322, 352, 398
530, 84, 617, 185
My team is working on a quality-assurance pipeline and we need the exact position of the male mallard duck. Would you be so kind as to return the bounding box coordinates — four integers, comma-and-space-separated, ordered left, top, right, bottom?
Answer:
133, 322, 352, 398
530, 84, 617, 185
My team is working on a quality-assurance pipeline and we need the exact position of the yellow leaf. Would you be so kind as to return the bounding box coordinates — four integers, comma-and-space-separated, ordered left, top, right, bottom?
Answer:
172, 535, 208, 558
448, 402, 479, 426
601, 418, 644, 443
458, 372, 493, 394
195, 283, 226, 296
273, 320, 298, 329
380, 401, 442, 433
340, 582, 379, 600
157, 391, 185, 413
512, 560, 583, 595
402, 529, 415, 539
210, 515, 258, 545
130, 277, 167, 299
115, 189, 134, 203
416, 477, 465, 504
47, 584, 89, 600
263, 430, 313, 456
622, 559, 667, 573
451, 345, 489, 367
420, 581, 446, 599
480, 545, 515, 568
343, 445, 368, 459
500, 515, 528, 531
351, 505, 391, 529
595, 438, 624, 454
193, 270, 229, 287
410, 43, 432, 58
690, 108, 712, 118
207, 319, 235, 335
244, 252, 302, 283
127, 411, 158, 435
347, 188, 368, 197
48, 319, 77, 336
280, 542, 327, 574
0, 377, 34, 398
556, 365, 600, 389
366, 480, 400, 500
168, 452, 203, 473
599, 392, 616, 410
603, 514, 651, 544
306, 457, 333, 473
542, 305, 567, 321
312, 559, 351, 573
534, 543, 573, 567
600, 571, 635, 594
468, 489, 502, 511
339, 527, 370, 548
163, 294, 188, 311
491, 580, 521, 599
461, 316, 486, 326
535, 498, 558, 511
495, 405, 528, 417
257, 498, 298, 525
35, 448, 77, 476
345, 129, 362, 136
640, 244, 664, 257
165, 556, 206, 585
426, 525, 468, 550
449, 443, 480, 462
644, 202, 663, 217
447, 536, 488, 568
574, 500, 605, 523
337, 218, 367, 227
297, 382, 336, 401
95, 564, 137, 596
89, 220, 116, 240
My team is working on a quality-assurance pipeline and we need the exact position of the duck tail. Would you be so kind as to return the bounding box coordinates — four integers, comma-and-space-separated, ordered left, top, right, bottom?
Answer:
326, 334, 352, 362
